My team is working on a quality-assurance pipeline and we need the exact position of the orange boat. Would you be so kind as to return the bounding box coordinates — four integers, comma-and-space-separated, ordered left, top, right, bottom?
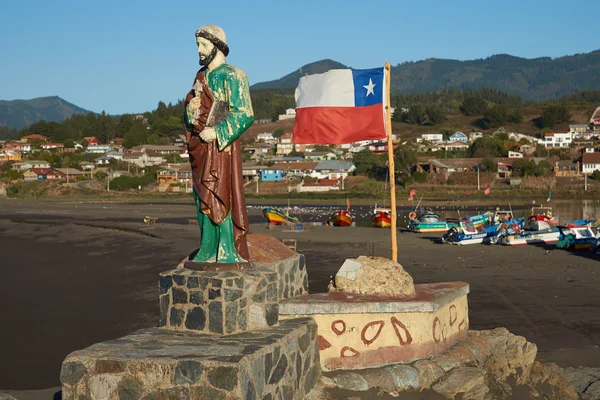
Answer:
372, 208, 391, 228
332, 210, 353, 227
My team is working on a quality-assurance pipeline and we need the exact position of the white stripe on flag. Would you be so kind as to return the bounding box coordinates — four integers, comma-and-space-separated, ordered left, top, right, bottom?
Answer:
295, 69, 354, 108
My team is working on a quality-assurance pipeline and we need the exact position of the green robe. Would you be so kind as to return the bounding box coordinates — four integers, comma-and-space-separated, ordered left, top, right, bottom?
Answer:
184, 63, 254, 263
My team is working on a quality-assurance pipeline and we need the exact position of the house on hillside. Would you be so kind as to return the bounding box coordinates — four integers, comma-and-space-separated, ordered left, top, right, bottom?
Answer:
261, 168, 284, 182
449, 132, 468, 143
312, 161, 355, 180
83, 137, 99, 146
497, 159, 514, 179
272, 161, 318, 178
440, 141, 469, 151
9, 142, 31, 153
123, 151, 166, 167
242, 164, 267, 181
543, 132, 572, 148
508, 151, 523, 159
21, 134, 48, 143
415, 158, 482, 180
109, 137, 125, 145
23, 168, 53, 181
509, 133, 539, 144
569, 124, 590, 134
132, 144, 183, 155
11, 160, 51, 170
492, 127, 507, 136
41, 142, 64, 150
52, 168, 89, 180
278, 108, 296, 121
582, 152, 600, 174
304, 151, 336, 161
79, 162, 96, 171
418, 133, 443, 143
276, 133, 294, 156
555, 161, 580, 177
256, 132, 276, 143
0, 150, 22, 162
86, 145, 113, 154
520, 144, 536, 155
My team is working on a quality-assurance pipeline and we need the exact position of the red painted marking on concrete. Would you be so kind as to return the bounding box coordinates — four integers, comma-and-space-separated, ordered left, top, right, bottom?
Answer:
449, 304, 457, 327
318, 335, 332, 350
331, 320, 346, 336
325, 330, 469, 370
340, 346, 360, 358
432, 317, 441, 343
361, 320, 385, 346
390, 317, 413, 345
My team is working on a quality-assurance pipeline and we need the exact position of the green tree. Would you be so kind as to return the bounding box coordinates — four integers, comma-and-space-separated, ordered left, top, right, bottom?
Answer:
481, 158, 497, 172
352, 150, 386, 178
394, 144, 418, 176
460, 96, 487, 116
533, 160, 552, 177
507, 109, 523, 123
273, 128, 285, 138
404, 105, 426, 125
511, 159, 536, 177
481, 105, 508, 129
469, 136, 504, 158
64, 138, 75, 148
534, 145, 548, 157
426, 106, 446, 125
540, 105, 570, 128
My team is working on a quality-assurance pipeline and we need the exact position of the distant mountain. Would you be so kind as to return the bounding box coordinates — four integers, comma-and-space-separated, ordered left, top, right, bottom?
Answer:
251, 59, 348, 89
0, 96, 92, 129
251, 51, 600, 101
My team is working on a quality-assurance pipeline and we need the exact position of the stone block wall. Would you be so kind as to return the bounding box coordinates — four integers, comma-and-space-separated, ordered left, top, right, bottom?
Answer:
254, 254, 308, 301
159, 268, 279, 335
61, 318, 321, 400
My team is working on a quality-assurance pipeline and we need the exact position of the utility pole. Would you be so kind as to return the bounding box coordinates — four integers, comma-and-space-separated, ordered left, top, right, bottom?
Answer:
107, 172, 110, 191
256, 176, 259, 194
477, 167, 480, 191
585, 172, 588, 191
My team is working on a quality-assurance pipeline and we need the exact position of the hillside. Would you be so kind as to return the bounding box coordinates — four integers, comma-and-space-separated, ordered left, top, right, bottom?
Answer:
251, 51, 600, 101
0, 96, 92, 129
251, 59, 348, 89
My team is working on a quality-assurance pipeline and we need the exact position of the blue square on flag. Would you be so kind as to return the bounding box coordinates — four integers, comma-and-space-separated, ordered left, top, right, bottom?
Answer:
352, 68, 384, 107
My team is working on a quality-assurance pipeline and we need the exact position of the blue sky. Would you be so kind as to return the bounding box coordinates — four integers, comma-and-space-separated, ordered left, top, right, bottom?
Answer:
0, 0, 597, 115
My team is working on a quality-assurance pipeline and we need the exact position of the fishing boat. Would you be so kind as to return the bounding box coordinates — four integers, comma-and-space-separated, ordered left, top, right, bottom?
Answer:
408, 210, 458, 233
443, 217, 526, 245
263, 207, 301, 225
332, 210, 353, 227
372, 207, 391, 228
496, 225, 560, 246
556, 219, 597, 251
528, 206, 559, 229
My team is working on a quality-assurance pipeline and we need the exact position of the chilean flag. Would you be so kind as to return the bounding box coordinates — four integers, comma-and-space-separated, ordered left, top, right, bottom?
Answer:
293, 67, 387, 144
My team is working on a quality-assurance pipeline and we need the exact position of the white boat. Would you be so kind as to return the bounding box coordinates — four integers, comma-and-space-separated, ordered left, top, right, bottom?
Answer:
497, 228, 560, 246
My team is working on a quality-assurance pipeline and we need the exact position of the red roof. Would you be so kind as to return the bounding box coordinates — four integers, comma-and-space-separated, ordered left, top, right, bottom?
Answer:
317, 178, 341, 185
582, 152, 600, 164
28, 168, 53, 176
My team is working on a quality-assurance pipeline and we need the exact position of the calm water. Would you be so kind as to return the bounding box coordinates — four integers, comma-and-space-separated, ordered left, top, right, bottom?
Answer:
252, 199, 600, 226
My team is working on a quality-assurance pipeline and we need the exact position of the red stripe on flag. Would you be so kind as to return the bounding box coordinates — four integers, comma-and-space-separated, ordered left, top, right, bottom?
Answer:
293, 104, 386, 144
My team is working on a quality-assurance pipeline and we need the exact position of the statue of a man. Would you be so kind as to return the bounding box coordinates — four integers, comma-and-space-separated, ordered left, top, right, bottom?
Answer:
184, 24, 254, 263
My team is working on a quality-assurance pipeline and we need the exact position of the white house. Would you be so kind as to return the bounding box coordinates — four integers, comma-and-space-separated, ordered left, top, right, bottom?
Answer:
311, 161, 356, 180
440, 141, 469, 151
11, 160, 51, 170
582, 152, 600, 174
509, 133, 540, 144
508, 151, 524, 159
123, 150, 166, 167
418, 133, 443, 143
543, 132, 572, 148
278, 108, 296, 121
256, 132, 276, 142
85, 145, 114, 154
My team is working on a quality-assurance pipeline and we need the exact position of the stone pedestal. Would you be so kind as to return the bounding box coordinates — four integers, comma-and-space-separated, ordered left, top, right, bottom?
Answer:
61, 319, 320, 400
280, 282, 469, 371
159, 267, 279, 335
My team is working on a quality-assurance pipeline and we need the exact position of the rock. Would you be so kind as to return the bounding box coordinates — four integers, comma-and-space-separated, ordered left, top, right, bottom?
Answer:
332, 256, 416, 297
432, 367, 485, 398
478, 328, 537, 384
361, 368, 397, 393
385, 364, 420, 391
0, 394, 17, 400
413, 359, 445, 389
527, 361, 579, 400
333, 372, 369, 391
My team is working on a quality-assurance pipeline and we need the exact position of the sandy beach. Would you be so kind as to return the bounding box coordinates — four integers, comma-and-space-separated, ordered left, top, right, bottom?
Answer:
0, 199, 599, 396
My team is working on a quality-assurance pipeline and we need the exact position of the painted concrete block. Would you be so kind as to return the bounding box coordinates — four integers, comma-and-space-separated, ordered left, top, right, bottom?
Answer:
279, 282, 469, 371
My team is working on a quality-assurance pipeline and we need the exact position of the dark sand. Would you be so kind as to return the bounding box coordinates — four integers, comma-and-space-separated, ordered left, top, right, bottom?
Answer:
1, 200, 599, 395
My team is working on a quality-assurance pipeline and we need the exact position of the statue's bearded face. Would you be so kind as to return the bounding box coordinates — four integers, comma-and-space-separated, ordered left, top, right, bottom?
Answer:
197, 37, 217, 66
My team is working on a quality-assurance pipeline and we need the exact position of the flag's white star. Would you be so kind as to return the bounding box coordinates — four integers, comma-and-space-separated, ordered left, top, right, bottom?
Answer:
363, 78, 376, 97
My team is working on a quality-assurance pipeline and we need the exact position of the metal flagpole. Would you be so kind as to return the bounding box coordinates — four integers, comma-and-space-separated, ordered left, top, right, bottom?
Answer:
384, 62, 398, 262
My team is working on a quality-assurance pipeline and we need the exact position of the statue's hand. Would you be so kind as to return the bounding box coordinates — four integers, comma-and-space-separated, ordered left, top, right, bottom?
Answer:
200, 127, 217, 143
186, 97, 202, 124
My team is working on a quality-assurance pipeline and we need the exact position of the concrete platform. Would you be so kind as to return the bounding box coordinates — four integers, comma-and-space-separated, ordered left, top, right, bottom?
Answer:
279, 282, 469, 371
61, 318, 320, 400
